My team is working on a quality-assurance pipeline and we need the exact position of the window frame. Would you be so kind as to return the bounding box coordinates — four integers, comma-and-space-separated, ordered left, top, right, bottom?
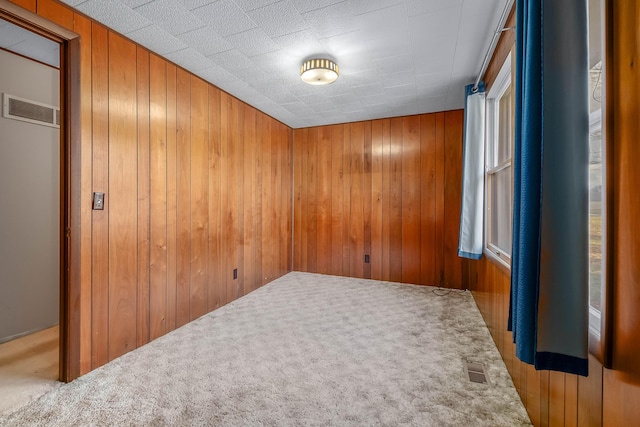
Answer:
588, 0, 612, 368
484, 53, 513, 271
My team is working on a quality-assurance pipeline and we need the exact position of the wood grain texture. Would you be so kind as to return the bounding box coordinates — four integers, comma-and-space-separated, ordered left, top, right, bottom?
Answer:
400, 115, 420, 284
242, 105, 256, 293
349, 122, 364, 279
9, 0, 35, 12
136, 48, 150, 347
73, 11, 92, 376
165, 63, 177, 332
90, 23, 109, 369
293, 112, 463, 288
36, 0, 72, 29
107, 32, 137, 360
370, 120, 383, 281
330, 125, 344, 276
189, 76, 209, 320
207, 86, 222, 309
443, 110, 463, 289
149, 53, 167, 341
316, 126, 332, 275
420, 114, 437, 286
306, 128, 318, 274
7, 0, 295, 382
175, 68, 191, 328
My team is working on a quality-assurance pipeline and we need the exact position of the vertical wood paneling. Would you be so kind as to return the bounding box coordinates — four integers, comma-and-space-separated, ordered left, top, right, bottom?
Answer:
165, 63, 177, 332
370, 120, 383, 281
434, 113, 445, 286
148, 54, 167, 341
285, 126, 293, 272
253, 112, 263, 285
526, 365, 541, 426
297, 128, 309, 273
261, 118, 274, 284
136, 48, 150, 347
107, 32, 137, 360
577, 355, 603, 427
73, 11, 92, 375
36, 0, 72, 29
175, 69, 191, 327
443, 110, 463, 288
381, 119, 391, 281
317, 126, 332, 275
420, 114, 437, 286
349, 122, 364, 279
207, 86, 222, 309
564, 374, 578, 427
271, 121, 282, 278
236, 101, 245, 298
388, 118, 403, 283
548, 371, 565, 426
341, 125, 351, 275
10, 0, 295, 381
243, 105, 256, 293
293, 112, 463, 288
10, 0, 35, 12
223, 94, 240, 303
401, 115, 420, 284
363, 122, 372, 280
306, 128, 318, 273
90, 23, 109, 369
293, 128, 303, 272
330, 125, 344, 276
189, 76, 209, 320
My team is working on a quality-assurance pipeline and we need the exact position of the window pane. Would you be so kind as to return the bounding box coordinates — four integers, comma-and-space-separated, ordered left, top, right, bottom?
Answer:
589, 123, 602, 311
588, 0, 604, 315
490, 167, 512, 256
497, 86, 512, 164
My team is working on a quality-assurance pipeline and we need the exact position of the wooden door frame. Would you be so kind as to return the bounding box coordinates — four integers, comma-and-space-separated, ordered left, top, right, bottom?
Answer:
0, 0, 81, 382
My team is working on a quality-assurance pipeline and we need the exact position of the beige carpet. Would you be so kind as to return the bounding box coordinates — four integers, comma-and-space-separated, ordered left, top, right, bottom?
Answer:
0, 272, 530, 426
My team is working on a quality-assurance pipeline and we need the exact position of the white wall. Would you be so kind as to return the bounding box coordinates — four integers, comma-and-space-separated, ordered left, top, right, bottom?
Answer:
0, 49, 60, 342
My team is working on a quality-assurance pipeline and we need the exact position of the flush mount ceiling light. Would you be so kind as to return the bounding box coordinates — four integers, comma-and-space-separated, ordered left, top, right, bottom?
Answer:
300, 58, 339, 85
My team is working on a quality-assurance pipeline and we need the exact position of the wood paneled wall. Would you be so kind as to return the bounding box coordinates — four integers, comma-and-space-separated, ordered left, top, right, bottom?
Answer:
467, 2, 640, 426
293, 112, 464, 289
4, 0, 292, 378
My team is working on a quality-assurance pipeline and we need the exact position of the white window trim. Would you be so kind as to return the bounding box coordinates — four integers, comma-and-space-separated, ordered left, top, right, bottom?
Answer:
484, 53, 512, 271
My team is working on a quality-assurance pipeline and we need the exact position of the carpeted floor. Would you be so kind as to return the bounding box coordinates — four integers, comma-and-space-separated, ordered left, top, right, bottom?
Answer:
0, 272, 531, 426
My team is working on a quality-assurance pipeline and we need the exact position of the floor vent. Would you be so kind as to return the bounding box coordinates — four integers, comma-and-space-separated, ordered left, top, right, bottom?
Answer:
3, 93, 60, 128
464, 360, 490, 384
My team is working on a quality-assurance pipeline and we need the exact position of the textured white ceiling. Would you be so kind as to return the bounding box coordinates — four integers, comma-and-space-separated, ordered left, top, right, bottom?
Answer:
0, 18, 60, 68
60, 0, 508, 128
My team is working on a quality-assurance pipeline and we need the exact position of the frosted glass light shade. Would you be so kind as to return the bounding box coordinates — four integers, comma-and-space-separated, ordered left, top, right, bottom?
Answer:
300, 58, 339, 85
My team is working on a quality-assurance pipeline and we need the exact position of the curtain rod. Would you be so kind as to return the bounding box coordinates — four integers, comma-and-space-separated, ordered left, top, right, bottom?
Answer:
472, 0, 516, 92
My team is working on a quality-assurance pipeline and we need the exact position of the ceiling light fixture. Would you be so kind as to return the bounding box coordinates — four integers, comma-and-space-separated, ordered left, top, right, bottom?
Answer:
300, 58, 339, 85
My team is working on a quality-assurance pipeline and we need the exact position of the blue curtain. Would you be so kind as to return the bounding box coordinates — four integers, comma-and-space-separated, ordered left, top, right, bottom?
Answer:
508, 0, 589, 376
458, 83, 485, 259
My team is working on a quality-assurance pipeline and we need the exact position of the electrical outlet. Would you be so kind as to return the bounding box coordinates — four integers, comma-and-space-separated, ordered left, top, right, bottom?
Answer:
233, 268, 238, 280
92, 192, 104, 210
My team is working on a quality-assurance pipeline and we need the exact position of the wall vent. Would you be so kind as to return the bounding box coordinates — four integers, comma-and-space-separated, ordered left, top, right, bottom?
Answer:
2, 93, 60, 128
463, 360, 490, 384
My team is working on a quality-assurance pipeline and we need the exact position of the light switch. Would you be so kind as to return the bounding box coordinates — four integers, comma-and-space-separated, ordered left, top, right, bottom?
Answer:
93, 192, 104, 210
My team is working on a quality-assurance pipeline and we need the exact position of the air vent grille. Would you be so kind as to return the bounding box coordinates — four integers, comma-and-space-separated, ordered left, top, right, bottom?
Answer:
464, 360, 490, 384
3, 93, 60, 128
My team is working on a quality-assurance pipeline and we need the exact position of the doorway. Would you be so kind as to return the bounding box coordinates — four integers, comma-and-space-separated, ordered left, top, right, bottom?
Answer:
0, 18, 61, 414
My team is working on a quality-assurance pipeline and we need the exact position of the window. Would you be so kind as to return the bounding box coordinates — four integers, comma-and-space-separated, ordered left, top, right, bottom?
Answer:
587, 0, 606, 339
485, 55, 513, 267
